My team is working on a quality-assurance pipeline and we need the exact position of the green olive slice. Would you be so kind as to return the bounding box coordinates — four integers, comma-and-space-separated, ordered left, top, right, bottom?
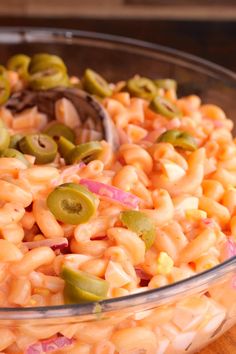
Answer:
9, 134, 24, 149
64, 282, 102, 304
0, 66, 10, 105
127, 77, 157, 100
0, 128, 10, 152
47, 183, 97, 224
61, 266, 109, 304
19, 134, 58, 164
7, 54, 30, 80
120, 210, 156, 249
150, 96, 181, 119
67, 141, 102, 165
29, 69, 69, 90
154, 79, 177, 91
157, 129, 198, 151
28, 53, 69, 90
57, 136, 75, 160
83, 69, 112, 98
43, 122, 75, 143
0, 148, 30, 166
29, 54, 67, 74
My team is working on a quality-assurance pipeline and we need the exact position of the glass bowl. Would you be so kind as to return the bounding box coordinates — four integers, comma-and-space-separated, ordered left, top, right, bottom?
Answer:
0, 28, 236, 354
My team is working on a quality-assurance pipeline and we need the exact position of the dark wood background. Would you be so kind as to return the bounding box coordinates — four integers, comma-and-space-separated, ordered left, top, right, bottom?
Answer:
0, 13, 235, 354
0, 18, 235, 72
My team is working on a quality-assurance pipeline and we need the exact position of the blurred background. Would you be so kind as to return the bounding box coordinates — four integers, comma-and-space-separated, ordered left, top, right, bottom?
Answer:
0, 0, 236, 71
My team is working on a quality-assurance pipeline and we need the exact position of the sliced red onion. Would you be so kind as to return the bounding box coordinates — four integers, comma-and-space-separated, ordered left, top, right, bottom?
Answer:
26, 336, 74, 354
228, 239, 236, 257
135, 268, 151, 287
51, 162, 85, 186
201, 218, 216, 228
80, 178, 140, 208
135, 268, 151, 280
213, 121, 225, 128
220, 238, 236, 261
91, 235, 109, 241
61, 162, 85, 176
23, 238, 68, 251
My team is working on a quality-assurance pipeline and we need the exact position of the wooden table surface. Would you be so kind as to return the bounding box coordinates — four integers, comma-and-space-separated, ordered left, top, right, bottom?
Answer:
200, 326, 236, 354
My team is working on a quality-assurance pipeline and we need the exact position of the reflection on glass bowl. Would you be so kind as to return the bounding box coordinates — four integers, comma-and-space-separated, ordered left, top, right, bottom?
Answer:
0, 28, 236, 354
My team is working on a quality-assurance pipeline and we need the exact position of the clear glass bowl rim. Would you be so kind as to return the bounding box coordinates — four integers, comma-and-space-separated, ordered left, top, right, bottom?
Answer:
0, 27, 236, 320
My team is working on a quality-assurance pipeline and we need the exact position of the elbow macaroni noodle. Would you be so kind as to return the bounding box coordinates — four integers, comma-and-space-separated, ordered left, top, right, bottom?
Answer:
0, 67, 236, 353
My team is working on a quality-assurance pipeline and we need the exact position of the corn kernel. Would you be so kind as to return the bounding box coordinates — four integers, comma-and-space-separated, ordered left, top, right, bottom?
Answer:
29, 298, 37, 306
185, 209, 207, 221
228, 186, 236, 191
33, 287, 50, 296
203, 263, 214, 270
156, 252, 174, 275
